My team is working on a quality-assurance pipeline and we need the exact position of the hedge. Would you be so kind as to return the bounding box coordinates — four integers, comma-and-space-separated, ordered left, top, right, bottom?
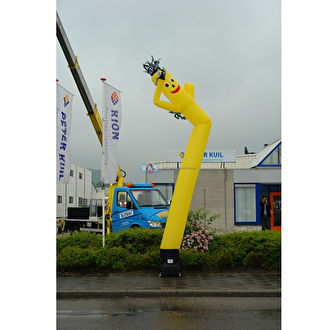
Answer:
57, 228, 281, 272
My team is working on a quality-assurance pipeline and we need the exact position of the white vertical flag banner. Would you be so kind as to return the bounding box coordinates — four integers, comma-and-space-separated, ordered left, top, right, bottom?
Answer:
56, 83, 73, 184
102, 82, 122, 184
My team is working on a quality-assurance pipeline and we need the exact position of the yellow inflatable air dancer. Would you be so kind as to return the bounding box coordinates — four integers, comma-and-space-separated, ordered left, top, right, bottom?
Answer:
143, 57, 212, 276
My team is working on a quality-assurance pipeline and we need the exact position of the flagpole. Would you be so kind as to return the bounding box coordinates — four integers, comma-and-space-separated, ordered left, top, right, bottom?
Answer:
102, 186, 105, 248
101, 77, 106, 248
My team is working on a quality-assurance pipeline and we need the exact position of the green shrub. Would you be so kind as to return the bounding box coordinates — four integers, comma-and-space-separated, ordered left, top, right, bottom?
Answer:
181, 210, 219, 254
126, 248, 160, 270
143, 248, 160, 268
234, 230, 281, 270
180, 250, 210, 269
105, 228, 163, 253
94, 248, 112, 270
56, 228, 281, 272
108, 247, 130, 271
126, 253, 146, 270
90, 246, 131, 271
242, 251, 263, 268
209, 250, 232, 269
195, 230, 281, 270
57, 246, 96, 271
57, 232, 102, 254
187, 209, 219, 228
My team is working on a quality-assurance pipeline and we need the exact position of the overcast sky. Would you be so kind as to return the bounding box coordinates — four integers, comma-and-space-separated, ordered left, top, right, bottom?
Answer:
56, 0, 281, 182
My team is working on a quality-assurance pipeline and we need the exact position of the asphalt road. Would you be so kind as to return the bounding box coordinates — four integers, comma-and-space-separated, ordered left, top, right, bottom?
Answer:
57, 296, 280, 329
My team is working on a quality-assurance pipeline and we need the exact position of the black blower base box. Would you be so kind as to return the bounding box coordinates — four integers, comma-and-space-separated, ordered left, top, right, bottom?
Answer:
159, 249, 182, 277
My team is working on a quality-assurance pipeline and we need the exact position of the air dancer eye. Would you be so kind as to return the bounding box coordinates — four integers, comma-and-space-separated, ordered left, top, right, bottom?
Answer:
170, 78, 175, 82
165, 82, 170, 87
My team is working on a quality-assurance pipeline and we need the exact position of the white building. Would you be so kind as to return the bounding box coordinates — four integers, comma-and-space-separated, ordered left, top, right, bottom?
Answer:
146, 139, 281, 233
56, 164, 103, 218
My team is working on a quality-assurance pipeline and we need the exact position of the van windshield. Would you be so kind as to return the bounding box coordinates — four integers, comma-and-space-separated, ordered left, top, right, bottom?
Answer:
130, 189, 168, 207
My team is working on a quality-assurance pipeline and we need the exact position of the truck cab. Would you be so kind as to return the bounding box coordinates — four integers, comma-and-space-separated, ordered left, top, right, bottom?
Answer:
111, 183, 170, 232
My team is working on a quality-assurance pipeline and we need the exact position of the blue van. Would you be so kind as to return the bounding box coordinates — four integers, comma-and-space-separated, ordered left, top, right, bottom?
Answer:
111, 183, 170, 232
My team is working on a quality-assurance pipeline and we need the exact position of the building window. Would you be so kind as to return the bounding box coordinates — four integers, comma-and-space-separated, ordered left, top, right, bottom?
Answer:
70, 170, 74, 177
259, 144, 281, 166
79, 172, 83, 179
69, 196, 74, 204
78, 197, 88, 207
234, 184, 257, 223
89, 199, 103, 217
57, 195, 62, 204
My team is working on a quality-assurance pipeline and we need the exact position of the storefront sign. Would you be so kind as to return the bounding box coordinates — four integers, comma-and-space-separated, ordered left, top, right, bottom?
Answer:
167, 150, 236, 163
141, 163, 160, 174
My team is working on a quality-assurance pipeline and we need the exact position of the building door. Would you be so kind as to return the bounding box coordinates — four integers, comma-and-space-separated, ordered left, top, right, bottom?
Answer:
270, 192, 281, 232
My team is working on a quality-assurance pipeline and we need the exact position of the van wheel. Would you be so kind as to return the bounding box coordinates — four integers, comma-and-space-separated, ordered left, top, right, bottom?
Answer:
131, 225, 141, 229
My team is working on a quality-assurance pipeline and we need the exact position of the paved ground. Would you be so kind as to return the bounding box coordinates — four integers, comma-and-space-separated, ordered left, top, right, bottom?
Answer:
57, 296, 281, 330
57, 270, 280, 298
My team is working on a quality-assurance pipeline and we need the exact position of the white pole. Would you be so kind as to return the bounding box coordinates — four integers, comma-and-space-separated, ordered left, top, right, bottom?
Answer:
102, 187, 105, 247
101, 78, 106, 248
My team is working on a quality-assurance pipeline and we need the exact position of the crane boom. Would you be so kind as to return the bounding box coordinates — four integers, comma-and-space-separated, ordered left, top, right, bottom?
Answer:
56, 12, 103, 145
56, 12, 124, 235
